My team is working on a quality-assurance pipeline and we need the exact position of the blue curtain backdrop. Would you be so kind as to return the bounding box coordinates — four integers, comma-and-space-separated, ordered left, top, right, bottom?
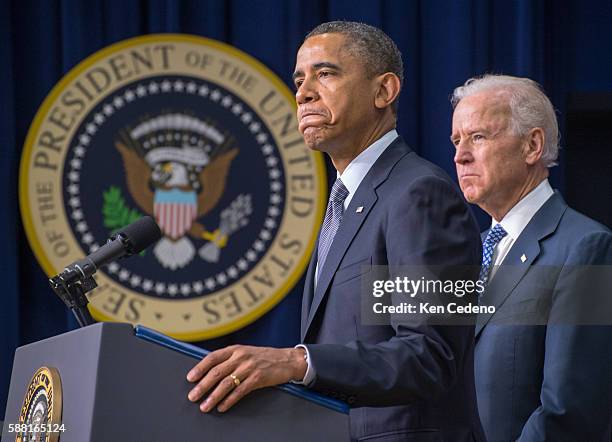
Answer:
2, 0, 611, 416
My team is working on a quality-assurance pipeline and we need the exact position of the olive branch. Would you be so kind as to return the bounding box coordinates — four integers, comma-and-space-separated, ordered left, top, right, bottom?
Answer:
102, 186, 147, 256
102, 186, 143, 230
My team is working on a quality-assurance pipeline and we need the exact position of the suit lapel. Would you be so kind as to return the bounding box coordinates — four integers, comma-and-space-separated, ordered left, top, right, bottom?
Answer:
474, 239, 540, 336
301, 138, 411, 342
302, 187, 378, 340
475, 192, 567, 337
300, 246, 318, 339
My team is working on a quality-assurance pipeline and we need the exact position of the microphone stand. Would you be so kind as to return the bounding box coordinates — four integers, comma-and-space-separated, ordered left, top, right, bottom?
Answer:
46, 216, 161, 327
49, 271, 98, 328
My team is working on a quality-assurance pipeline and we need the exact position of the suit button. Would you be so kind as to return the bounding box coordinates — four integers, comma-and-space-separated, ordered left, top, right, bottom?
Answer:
347, 396, 356, 405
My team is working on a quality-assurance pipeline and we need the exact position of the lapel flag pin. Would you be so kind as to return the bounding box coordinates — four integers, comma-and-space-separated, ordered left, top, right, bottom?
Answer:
356, 206, 364, 213
520, 254, 527, 263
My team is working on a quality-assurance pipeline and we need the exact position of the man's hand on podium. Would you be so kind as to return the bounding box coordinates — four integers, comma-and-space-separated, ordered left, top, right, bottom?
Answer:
186, 345, 307, 413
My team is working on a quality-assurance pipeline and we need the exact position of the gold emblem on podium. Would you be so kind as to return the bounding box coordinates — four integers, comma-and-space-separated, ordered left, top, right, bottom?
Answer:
16, 366, 63, 442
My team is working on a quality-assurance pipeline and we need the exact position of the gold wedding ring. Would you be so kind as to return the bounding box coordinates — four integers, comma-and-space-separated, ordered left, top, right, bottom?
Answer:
230, 374, 241, 387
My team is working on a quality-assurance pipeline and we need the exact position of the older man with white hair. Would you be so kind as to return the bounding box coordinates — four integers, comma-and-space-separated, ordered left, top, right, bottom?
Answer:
451, 74, 612, 441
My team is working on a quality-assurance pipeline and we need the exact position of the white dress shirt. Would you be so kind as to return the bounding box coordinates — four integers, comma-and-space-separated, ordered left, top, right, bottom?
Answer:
295, 129, 399, 386
340, 129, 398, 210
489, 179, 554, 280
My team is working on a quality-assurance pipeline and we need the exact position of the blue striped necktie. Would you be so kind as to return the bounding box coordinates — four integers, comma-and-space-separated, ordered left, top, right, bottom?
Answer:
478, 223, 508, 291
317, 178, 349, 280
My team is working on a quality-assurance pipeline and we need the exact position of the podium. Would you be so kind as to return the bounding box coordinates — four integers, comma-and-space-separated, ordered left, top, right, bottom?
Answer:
2, 323, 349, 441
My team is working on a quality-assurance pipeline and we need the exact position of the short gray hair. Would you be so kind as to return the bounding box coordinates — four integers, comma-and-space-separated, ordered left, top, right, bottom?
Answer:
451, 74, 560, 168
305, 21, 403, 111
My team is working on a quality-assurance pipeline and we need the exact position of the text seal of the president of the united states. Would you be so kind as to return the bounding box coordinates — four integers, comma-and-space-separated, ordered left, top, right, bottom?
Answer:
20, 34, 326, 340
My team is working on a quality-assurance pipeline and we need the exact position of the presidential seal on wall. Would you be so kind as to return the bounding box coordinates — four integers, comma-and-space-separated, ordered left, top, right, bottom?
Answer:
16, 366, 63, 442
20, 34, 326, 340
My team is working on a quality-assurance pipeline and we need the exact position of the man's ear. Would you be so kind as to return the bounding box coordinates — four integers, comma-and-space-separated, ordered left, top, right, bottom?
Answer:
374, 73, 401, 110
523, 127, 545, 165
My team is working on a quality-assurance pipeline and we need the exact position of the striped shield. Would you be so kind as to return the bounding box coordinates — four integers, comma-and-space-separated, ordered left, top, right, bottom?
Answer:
153, 189, 198, 240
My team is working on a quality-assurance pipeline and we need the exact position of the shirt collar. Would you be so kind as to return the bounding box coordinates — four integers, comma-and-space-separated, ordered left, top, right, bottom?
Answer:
493, 179, 554, 240
338, 129, 398, 197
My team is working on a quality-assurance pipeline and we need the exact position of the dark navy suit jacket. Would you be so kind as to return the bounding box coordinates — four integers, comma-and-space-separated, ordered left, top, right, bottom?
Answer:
475, 192, 612, 441
300, 138, 485, 441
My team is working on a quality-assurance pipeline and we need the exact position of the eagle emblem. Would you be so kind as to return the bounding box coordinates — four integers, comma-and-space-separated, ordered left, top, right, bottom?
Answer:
115, 113, 250, 270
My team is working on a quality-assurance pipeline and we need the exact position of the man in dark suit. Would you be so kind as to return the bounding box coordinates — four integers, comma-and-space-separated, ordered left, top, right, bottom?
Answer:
186, 21, 484, 441
451, 74, 612, 441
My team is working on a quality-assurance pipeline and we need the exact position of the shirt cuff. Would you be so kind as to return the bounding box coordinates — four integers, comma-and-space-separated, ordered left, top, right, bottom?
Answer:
290, 344, 315, 386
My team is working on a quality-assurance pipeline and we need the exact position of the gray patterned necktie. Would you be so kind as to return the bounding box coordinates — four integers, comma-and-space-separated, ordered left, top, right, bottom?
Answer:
317, 178, 349, 280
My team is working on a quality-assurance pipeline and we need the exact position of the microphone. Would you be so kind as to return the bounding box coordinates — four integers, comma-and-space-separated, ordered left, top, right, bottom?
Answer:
59, 216, 162, 285
49, 216, 161, 327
